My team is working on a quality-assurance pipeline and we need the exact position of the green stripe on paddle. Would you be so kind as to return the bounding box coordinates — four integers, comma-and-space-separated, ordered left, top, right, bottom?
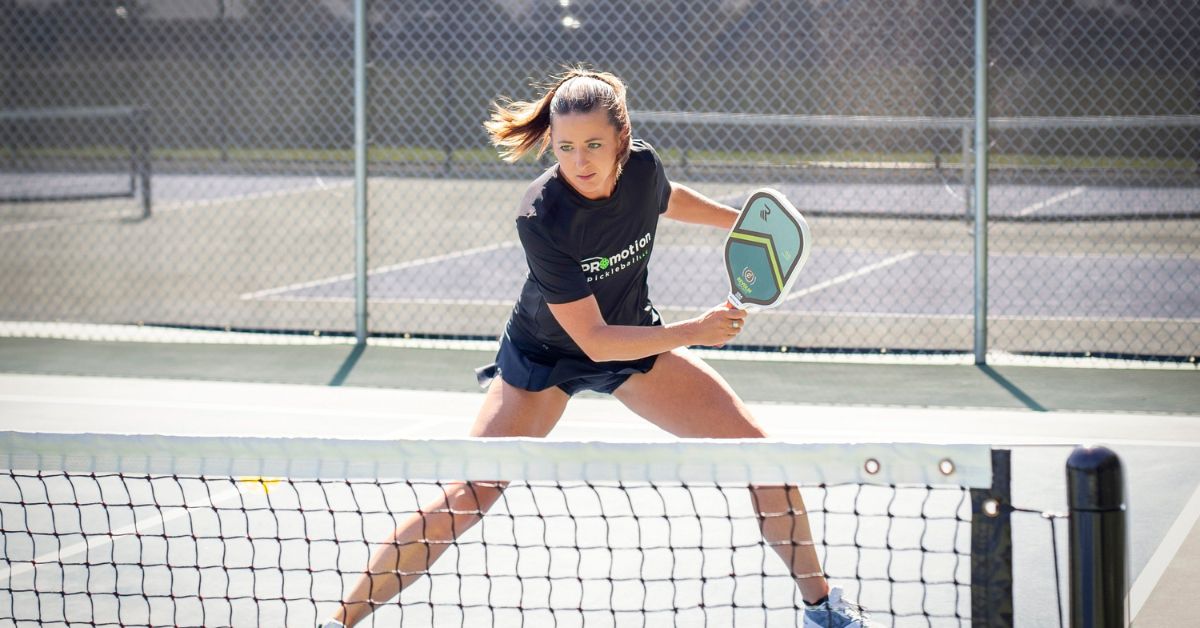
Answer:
728, 231, 784, 289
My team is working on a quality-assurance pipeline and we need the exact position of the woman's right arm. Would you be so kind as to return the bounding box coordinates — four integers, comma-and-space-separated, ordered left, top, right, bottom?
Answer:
547, 296, 747, 362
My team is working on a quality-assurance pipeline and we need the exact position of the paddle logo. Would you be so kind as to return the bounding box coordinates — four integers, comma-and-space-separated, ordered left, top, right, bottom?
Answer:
735, 266, 757, 295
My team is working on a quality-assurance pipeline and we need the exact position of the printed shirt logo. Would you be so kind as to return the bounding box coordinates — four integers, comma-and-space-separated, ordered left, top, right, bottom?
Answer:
580, 232, 653, 283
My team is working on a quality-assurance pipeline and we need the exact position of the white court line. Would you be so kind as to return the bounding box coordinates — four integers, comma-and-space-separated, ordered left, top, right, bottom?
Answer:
153, 177, 352, 213
1131, 481, 1200, 619
1016, 186, 1087, 217
239, 240, 520, 300
0, 209, 131, 235
782, 251, 919, 303
0, 485, 243, 586
388, 417, 1200, 448
0, 393, 403, 421
391, 419, 1200, 449
248, 250, 918, 309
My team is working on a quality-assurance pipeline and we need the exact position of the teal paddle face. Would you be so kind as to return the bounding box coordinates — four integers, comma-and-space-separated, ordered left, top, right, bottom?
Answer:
724, 189, 812, 310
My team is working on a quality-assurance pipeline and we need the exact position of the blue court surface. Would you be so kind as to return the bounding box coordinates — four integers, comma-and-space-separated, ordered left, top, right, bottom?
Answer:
250, 239, 1199, 322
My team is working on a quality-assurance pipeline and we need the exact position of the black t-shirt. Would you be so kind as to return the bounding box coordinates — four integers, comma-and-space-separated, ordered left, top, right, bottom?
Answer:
507, 140, 672, 358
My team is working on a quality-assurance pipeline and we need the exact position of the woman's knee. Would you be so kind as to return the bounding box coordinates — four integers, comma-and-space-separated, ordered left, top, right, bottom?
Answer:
459, 480, 507, 510
438, 480, 506, 515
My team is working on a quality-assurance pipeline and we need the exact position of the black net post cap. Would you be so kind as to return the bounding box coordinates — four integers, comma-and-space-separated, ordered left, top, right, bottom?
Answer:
1067, 446, 1124, 512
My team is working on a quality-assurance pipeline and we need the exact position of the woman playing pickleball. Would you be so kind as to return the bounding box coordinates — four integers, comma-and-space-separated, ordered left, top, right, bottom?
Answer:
326, 68, 875, 628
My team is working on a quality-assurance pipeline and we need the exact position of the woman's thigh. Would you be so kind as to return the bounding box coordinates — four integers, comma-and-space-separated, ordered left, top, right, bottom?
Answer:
612, 347, 768, 439
471, 375, 571, 438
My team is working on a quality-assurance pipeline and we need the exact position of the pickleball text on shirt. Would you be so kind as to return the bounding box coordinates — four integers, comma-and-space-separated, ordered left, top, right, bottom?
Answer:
579, 232, 653, 283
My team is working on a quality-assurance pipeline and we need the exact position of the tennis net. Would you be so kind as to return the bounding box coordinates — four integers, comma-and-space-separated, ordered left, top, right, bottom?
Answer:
0, 107, 151, 218
0, 432, 1014, 627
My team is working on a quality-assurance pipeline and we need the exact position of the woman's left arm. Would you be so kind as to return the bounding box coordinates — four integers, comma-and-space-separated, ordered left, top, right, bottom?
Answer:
662, 182, 739, 230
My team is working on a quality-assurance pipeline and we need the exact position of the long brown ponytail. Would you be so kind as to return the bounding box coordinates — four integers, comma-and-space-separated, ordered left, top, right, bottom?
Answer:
485, 68, 632, 168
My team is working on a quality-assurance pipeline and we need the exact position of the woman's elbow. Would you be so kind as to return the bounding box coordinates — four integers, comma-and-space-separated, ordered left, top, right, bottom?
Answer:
577, 339, 613, 362
572, 329, 616, 362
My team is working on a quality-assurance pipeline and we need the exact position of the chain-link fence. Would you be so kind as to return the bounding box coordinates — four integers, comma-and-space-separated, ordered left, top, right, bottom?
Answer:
984, 2, 1199, 360
2, 0, 1196, 363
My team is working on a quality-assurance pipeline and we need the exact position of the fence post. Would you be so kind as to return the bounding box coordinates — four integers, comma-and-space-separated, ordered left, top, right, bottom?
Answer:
353, 0, 369, 344
973, 0, 989, 365
1067, 446, 1128, 627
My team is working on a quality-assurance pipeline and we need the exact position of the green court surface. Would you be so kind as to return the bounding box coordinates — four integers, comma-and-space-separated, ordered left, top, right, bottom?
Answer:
0, 336, 1194, 413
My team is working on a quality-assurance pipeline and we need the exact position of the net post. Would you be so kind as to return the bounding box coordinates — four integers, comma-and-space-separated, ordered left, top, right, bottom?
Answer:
1067, 446, 1128, 627
135, 106, 151, 219
971, 448, 1013, 627
126, 108, 137, 198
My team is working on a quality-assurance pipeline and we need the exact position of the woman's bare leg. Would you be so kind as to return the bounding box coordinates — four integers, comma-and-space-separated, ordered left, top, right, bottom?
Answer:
333, 378, 570, 626
612, 347, 830, 603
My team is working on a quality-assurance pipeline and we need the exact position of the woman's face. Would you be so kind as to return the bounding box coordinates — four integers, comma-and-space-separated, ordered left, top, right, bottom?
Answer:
551, 109, 621, 200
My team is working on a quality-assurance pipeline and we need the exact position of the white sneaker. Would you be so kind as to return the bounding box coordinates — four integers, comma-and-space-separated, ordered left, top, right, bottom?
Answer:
803, 587, 877, 627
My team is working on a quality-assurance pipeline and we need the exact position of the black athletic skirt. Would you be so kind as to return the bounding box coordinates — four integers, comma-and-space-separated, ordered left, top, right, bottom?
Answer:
475, 329, 659, 396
